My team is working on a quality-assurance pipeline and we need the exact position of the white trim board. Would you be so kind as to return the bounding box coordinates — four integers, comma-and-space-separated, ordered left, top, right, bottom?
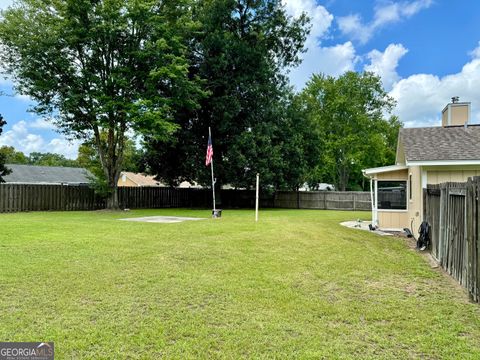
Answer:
407, 160, 480, 166
363, 165, 409, 176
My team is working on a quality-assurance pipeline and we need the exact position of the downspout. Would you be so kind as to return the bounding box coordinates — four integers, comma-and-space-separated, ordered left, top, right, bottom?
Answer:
369, 177, 375, 225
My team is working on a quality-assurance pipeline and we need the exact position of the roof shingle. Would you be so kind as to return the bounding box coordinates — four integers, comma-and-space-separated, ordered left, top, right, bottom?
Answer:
3, 164, 92, 184
400, 125, 480, 162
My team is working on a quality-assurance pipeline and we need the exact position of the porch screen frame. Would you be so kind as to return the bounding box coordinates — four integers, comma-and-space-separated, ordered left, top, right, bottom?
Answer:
376, 180, 408, 211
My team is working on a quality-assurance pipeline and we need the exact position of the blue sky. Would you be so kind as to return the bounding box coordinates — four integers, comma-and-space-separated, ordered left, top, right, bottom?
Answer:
2, 0, 480, 158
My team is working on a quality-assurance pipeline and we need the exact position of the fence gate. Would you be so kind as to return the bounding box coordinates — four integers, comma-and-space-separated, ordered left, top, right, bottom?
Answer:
424, 188, 441, 260
444, 190, 467, 286
424, 180, 479, 303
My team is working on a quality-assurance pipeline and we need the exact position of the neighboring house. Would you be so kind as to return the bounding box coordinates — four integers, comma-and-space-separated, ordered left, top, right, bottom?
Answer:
118, 172, 162, 187
2, 164, 92, 185
118, 172, 202, 188
363, 99, 480, 232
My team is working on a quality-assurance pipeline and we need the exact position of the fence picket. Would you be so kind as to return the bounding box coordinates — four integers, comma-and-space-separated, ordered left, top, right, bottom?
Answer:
425, 178, 479, 303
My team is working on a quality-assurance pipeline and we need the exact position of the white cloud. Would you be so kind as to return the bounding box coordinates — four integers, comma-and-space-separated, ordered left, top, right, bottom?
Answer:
364, 43, 408, 91
48, 138, 81, 159
338, 0, 433, 44
29, 118, 56, 130
0, 0, 13, 10
0, 118, 79, 158
338, 14, 372, 44
11, 120, 28, 134
469, 41, 480, 59
290, 41, 358, 89
14, 93, 32, 102
390, 48, 480, 127
19, 133, 44, 153
0, 76, 11, 86
283, 0, 360, 88
282, 0, 333, 46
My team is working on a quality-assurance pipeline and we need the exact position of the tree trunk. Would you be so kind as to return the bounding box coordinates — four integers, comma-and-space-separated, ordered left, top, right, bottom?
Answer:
338, 165, 349, 192
106, 182, 119, 209
106, 171, 121, 209
92, 123, 125, 210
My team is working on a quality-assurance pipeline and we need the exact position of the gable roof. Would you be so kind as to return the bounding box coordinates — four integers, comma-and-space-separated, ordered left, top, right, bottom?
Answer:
3, 164, 92, 185
399, 125, 480, 163
121, 172, 161, 186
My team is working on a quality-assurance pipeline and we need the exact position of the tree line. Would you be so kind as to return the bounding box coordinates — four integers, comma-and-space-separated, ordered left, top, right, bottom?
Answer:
0, 0, 401, 207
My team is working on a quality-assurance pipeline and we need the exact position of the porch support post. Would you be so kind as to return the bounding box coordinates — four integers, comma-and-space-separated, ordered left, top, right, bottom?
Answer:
374, 178, 378, 226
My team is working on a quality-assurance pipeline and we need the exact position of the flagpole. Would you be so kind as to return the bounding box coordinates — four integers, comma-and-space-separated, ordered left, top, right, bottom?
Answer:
209, 127, 216, 213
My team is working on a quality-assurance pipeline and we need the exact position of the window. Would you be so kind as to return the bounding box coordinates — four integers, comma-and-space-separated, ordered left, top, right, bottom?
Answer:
377, 181, 407, 210
409, 175, 412, 200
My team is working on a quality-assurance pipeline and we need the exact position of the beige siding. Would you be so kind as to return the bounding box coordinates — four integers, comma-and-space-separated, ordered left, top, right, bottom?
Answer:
378, 211, 409, 229
451, 105, 469, 126
442, 103, 469, 126
117, 176, 138, 187
427, 169, 480, 185
407, 166, 423, 234
375, 169, 408, 181
441, 109, 448, 127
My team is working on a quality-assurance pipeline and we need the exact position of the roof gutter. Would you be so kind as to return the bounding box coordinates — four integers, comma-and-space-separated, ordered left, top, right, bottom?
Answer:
406, 160, 480, 166
362, 165, 409, 177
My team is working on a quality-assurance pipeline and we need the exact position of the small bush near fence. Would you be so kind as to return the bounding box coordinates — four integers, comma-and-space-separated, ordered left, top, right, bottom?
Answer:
424, 177, 480, 303
0, 184, 371, 213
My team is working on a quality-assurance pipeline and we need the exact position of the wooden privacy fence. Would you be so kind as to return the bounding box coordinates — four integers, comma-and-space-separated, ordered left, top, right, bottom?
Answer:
424, 177, 480, 303
0, 183, 371, 213
118, 188, 275, 209
0, 184, 104, 212
274, 191, 371, 210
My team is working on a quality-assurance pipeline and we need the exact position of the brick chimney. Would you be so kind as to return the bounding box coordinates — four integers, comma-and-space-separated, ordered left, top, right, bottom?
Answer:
442, 97, 470, 127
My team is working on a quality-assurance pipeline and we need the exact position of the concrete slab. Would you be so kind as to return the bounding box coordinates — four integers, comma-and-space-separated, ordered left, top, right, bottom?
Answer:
340, 220, 399, 236
118, 216, 206, 224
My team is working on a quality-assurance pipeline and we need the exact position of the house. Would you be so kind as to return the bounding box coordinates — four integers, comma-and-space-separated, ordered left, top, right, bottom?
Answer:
363, 99, 480, 232
3, 164, 92, 185
118, 172, 162, 187
118, 171, 202, 188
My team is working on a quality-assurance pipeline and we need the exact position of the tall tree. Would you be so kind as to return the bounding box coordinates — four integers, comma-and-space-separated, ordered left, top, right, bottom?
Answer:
144, 0, 310, 190
0, 115, 12, 181
27, 152, 78, 167
0, 146, 29, 165
300, 72, 400, 191
0, 0, 203, 208
77, 136, 145, 195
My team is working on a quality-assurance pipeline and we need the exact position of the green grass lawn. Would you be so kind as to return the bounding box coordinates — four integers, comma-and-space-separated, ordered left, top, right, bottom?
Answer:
0, 209, 479, 359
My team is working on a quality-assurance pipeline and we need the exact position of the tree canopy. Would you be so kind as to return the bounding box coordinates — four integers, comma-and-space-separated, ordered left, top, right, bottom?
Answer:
0, 0, 204, 207
144, 0, 312, 191
299, 71, 401, 191
0, 0, 403, 197
0, 146, 29, 165
76, 137, 145, 195
0, 115, 12, 182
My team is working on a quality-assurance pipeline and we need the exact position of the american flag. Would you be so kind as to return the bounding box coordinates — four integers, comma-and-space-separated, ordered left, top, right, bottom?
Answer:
205, 133, 213, 166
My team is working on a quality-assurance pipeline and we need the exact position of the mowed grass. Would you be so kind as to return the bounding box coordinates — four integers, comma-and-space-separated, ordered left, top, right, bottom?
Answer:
0, 209, 479, 359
